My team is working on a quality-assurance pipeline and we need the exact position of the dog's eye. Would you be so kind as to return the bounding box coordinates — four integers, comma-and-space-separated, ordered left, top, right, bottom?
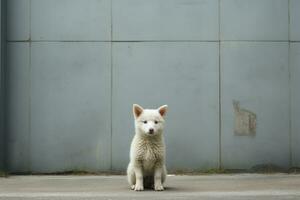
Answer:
154, 121, 158, 124
143, 121, 147, 124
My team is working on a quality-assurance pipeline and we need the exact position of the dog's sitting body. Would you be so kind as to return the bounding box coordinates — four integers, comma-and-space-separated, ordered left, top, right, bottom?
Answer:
127, 104, 168, 191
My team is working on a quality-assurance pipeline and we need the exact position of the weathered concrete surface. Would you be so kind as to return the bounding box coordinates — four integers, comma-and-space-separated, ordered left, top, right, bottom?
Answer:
0, 174, 300, 200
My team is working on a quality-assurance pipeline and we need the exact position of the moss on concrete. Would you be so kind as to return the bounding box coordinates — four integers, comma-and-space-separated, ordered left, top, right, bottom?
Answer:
0, 171, 8, 177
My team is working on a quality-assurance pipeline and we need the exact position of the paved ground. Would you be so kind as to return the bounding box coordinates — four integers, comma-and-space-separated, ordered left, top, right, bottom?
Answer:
0, 174, 300, 199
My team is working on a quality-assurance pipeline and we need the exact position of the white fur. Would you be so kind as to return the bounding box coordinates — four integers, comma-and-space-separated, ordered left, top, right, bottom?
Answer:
127, 104, 168, 191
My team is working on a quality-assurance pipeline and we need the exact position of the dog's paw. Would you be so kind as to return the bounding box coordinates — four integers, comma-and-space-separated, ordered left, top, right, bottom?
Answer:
134, 184, 144, 191
131, 185, 135, 190
154, 184, 164, 191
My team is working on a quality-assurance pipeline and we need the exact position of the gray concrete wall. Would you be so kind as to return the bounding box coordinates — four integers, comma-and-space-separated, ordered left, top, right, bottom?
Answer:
0, 0, 3, 171
0, 0, 6, 171
290, 0, 300, 167
5, 0, 300, 173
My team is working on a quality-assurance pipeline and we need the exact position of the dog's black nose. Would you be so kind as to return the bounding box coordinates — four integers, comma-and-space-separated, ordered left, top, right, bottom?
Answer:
149, 128, 154, 134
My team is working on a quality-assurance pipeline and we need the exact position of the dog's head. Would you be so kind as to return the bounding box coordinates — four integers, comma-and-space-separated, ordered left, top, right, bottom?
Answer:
133, 104, 168, 136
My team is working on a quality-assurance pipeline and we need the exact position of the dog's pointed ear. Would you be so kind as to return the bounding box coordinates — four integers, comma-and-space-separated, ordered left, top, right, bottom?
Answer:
133, 104, 144, 119
158, 105, 168, 117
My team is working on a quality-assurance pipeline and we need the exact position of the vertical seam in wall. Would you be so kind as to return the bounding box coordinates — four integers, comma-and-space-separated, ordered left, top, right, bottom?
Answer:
0, 0, 2, 170
28, 0, 32, 172
218, 0, 222, 170
110, 0, 113, 171
2, 0, 8, 171
288, 0, 292, 168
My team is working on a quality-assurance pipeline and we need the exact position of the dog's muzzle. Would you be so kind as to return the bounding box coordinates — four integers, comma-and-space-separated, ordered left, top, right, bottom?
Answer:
149, 128, 154, 134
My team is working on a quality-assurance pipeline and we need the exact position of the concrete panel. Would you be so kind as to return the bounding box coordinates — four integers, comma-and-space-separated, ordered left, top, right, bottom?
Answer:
112, 42, 219, 171
221, 42, 289, 169
220, 0, 288, 40
0, 0, 4, 171
290, 0, 300, 41
31, 0, 111, 41
291, 43, 300, 167
7, 0, 30, 41
113, 0, 219, 41
6, 42, 30, 172
30, 42, 111, 172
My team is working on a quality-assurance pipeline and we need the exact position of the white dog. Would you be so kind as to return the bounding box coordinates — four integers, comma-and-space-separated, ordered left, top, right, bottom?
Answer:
127, 104, 168, 191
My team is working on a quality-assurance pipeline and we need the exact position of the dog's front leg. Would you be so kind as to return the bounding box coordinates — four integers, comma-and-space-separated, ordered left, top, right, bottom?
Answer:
154, 166, 164, 191
134, 164, 144, 191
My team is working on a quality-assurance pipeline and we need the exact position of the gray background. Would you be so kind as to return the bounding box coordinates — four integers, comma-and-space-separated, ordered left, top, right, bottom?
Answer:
0, 0, 7, 172
1, 0, 299, 173
0, 0, 2, 170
